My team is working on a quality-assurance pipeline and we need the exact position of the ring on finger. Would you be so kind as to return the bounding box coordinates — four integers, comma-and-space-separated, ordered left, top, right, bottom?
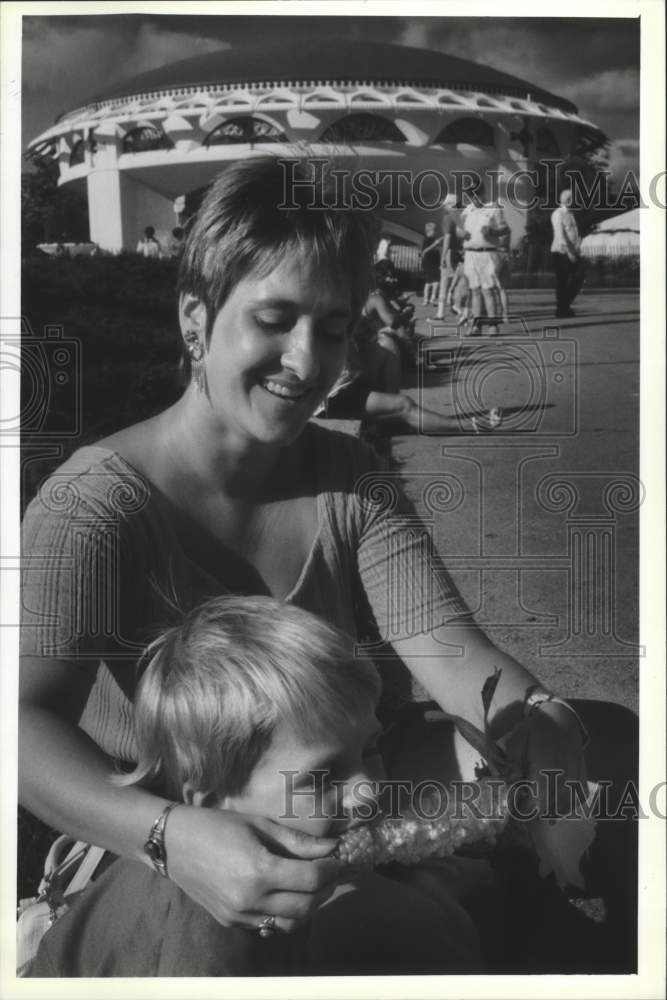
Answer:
257, 915, 276, 939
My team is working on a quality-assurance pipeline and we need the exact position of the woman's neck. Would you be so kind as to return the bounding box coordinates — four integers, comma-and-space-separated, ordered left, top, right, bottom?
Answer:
156, 391, 292, 501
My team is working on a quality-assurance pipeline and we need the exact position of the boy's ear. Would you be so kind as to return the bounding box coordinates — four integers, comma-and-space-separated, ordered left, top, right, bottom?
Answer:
179, 293, 208, 339
182, 781, 219, 808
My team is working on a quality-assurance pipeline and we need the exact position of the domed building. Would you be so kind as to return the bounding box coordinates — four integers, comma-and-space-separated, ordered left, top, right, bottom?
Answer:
28, 40, 601, 253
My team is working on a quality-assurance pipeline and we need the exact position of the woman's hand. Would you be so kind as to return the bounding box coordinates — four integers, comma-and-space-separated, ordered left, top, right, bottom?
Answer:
501, 699, 588, 818
500, 700, 597, 890
165, 805, 343, 933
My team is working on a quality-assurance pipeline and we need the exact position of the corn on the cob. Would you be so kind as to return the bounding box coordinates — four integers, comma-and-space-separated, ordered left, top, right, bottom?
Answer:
334, 779, 509, 869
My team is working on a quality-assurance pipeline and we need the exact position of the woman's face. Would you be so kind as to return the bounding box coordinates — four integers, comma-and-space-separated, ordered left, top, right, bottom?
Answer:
192, 256, 353, 446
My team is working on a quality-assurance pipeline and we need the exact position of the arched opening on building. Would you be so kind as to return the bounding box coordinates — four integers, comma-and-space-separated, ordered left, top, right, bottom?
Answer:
204, 116, 287, 146
122, 125, 173, 154
320, 114, 407, 144
69, 133, 97, 167
434, 118, 495, 147
69, 139, 86, 167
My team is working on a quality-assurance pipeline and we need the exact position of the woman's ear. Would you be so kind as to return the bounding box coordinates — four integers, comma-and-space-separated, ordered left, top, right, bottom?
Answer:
182, 781, 220, 808
179, 293, 208, 339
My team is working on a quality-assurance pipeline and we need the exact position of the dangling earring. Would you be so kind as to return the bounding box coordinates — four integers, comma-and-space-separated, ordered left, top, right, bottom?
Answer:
184, 332, 205, 392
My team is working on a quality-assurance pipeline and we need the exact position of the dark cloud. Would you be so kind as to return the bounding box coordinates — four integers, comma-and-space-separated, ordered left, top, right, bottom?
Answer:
21, 14, 639, 176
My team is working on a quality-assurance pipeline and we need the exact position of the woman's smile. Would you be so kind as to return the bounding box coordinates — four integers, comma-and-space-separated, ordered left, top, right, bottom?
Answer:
259, 377, 314, 402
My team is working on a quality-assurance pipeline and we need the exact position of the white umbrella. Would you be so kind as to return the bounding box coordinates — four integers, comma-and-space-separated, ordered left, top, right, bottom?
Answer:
581, 209, 640, 257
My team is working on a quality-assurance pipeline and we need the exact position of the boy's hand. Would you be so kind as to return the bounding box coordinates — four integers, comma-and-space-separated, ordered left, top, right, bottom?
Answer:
165, 807, 342, 934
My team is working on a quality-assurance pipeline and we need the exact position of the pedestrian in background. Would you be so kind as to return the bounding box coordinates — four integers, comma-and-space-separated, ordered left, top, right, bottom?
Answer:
460, 187, 509, 336
550, 190, 585, 318
433, 195, 460, 320
420, 223, 442, 306
136, 226, 162, 259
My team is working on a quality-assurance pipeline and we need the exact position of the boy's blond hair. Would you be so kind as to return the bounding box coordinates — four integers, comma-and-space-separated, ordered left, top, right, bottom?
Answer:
118, 596, 380, 800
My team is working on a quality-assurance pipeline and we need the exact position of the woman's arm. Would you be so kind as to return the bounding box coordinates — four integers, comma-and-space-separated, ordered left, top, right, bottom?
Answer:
391, 622, 586, 807
353, 477, 585, 804
20, 655, 172, 858
19, 656, 341, 931
390, 621, 539, 734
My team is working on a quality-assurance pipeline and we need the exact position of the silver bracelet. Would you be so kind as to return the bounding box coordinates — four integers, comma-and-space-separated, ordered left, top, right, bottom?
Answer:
524, 689, 590, 749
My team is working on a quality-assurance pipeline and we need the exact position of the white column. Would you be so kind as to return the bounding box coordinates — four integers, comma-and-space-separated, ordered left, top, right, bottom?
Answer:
87, 169, 125, 252
85, 121, 124, 252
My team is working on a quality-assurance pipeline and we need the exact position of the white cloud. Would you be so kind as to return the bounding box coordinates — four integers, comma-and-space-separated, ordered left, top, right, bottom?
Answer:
607, 138, 640, 182
557, 69, 640, 115
397, 22, 431, 50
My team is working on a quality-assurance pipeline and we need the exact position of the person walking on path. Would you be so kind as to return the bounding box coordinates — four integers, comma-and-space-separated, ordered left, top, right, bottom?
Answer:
492, 227, 511, 324
433, 195, 460, 320
550, 190, 585, 318
421, 223, 442, 306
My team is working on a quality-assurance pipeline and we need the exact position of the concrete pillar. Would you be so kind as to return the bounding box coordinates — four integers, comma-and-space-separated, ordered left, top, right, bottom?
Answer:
87, 170, 125, 252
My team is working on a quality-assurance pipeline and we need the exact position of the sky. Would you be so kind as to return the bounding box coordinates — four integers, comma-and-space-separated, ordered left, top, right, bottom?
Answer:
20, 13, 640, 181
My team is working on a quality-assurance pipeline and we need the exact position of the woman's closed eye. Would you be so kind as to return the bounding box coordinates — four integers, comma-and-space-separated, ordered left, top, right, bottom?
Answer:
254, 310, 294, 332
253, 313, 347, 343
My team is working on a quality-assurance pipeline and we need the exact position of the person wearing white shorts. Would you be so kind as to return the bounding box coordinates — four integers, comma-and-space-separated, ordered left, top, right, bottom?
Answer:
461, 200, 509, 335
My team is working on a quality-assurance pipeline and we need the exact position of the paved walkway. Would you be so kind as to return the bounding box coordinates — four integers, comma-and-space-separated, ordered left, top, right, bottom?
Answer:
393, 288, 640, 711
